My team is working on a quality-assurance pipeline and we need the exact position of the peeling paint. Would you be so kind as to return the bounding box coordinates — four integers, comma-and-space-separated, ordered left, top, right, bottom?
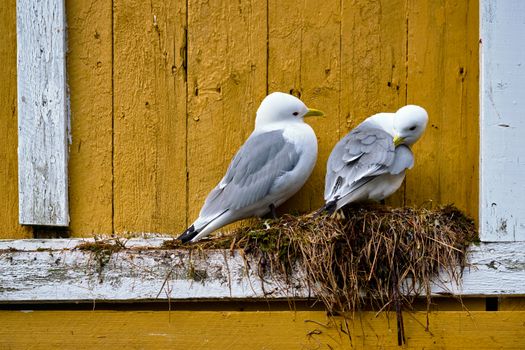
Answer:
0, 239, 524, 301
481, 0, 525, 241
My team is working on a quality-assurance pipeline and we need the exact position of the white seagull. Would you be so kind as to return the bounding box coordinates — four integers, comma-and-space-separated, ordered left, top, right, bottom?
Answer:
178, 92, 324, 243
321, 105, 428, 213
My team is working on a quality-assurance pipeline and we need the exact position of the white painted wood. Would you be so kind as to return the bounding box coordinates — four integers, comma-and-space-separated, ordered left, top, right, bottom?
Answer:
480, 0, 525, 241
0, 239, 306, 302
16, 0, 69, 226
0, 239, 523, 302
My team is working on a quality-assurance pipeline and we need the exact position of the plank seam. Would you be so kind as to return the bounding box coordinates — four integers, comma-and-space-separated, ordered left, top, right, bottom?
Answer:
184, 0, 189, 228
111, 0, 115, 235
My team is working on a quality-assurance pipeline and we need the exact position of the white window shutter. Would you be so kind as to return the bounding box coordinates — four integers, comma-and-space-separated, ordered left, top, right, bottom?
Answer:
480, 1, 525, 241
16, 0, 69, 226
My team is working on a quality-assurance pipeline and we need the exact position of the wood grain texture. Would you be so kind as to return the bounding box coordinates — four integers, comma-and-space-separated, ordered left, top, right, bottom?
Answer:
113, 0, 187, 234
0, 0, 31, 238
0, 0, 480, 236
268, 0, 341, 213
340, 0, 409, 207
186, 0, 268, 225
1, 310, 524, 349
480, 0, 525, 242
405, 0, 479, 220
16, 0, 69, 226
1, 239, 524, 302
66, 0, 113, 236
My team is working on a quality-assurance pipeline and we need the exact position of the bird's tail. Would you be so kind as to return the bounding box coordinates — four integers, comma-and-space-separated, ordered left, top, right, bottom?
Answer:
177, 224, 199, 244
178, 210, 229, 244
313, 200, 338, 217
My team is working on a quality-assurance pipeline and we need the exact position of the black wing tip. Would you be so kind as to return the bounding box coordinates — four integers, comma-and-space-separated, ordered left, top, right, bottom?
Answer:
177, 225, 199, 244
314, 200, 338, 217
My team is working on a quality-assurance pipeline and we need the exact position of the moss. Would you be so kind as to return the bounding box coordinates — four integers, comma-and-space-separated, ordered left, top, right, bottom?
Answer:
166, 204, 477, 345
35, 247, 51, 252
187, 265, 208, 282
76, 239, 126, 254
90, 205, 477, 345
76, 238, 127, 282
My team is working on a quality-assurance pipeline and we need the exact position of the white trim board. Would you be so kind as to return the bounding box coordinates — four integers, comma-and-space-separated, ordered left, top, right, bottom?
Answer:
0, 239, 524, 303
16, 0, 69, 226
480, 0, 525, 241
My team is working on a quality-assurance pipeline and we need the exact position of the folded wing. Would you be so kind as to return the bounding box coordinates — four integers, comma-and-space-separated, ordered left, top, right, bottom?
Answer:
200, 130, 300, 220
325, 123, 412, 203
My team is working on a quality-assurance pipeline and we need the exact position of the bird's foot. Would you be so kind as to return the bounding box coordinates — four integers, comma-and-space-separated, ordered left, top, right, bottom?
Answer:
269, 203, 278, 220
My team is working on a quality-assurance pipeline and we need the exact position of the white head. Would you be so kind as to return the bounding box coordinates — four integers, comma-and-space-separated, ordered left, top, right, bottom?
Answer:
255, 92, 324, 129
392, 105, 428, 146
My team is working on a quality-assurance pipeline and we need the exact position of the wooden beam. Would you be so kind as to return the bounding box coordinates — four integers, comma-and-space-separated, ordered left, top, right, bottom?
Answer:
1, 310, 524, 349
66, 0, 113, 235
0, 239, 524, 302
112, 0, 188, 234
16, 0, 69, 226
406, 0, 479, 220
480, 0, 525, 241
185, 0, 267, 225
0, 0, 32, 238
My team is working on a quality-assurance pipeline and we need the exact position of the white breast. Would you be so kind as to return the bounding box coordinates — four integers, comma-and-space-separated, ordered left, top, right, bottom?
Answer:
246, 120, 318, 214
270, 123, 318, 204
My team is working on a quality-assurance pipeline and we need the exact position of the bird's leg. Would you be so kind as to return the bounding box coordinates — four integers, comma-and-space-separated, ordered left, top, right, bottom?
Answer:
269, 204, 277, 220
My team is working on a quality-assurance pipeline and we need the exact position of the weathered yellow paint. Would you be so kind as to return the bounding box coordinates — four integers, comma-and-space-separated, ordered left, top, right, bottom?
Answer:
113, 0, 187, 234
268, 0, 342, 213
405, 0, 479, 220
0, 0, 479, 236
1, 310, 524, 349
67, 0, 113, 236
186, 0, 268, 225
0, 0, 31, 239
339, 0, 410, 208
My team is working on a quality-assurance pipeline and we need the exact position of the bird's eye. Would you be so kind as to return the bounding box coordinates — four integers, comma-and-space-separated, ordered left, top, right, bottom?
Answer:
409, 126, 417, 131
293, 112, 299, 116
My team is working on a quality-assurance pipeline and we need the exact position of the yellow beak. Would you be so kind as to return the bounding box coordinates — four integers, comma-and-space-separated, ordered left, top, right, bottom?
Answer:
393, 135, 405, 147
303, 108, 325, 118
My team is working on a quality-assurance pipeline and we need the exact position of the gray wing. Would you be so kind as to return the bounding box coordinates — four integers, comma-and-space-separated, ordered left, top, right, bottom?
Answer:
200, 130, 300, 218
389, 145, 414, 175
324, 124, 396, 201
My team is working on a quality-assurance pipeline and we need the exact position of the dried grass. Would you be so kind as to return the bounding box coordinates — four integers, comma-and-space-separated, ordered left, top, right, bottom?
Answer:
167, 204, 477, 345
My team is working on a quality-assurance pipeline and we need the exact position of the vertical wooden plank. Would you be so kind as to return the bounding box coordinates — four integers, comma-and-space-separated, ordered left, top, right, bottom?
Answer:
340, 0, 408, 207
466, 0, 480, 221
113, 0, 187, 234
66, 0, 113, 236
186, 0, 267, 223
268, 0, 341, 212
268, 0, 408, 213
406, 0, 479, 219
405, 0, 442, 211
16, 0, 69, 226
0, 0, 31, 238
480, 0, 525, 242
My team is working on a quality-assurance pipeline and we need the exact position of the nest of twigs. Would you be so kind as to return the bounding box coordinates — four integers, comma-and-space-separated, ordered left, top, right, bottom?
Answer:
169, 204, 477, 345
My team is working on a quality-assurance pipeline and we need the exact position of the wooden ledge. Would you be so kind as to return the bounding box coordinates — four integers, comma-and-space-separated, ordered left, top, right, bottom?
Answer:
1, 239, 524, 303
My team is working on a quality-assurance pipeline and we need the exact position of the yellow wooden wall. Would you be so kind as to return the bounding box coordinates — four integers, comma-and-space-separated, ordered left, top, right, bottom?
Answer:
0, 0, 479, 238
2, 300, 525, 349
